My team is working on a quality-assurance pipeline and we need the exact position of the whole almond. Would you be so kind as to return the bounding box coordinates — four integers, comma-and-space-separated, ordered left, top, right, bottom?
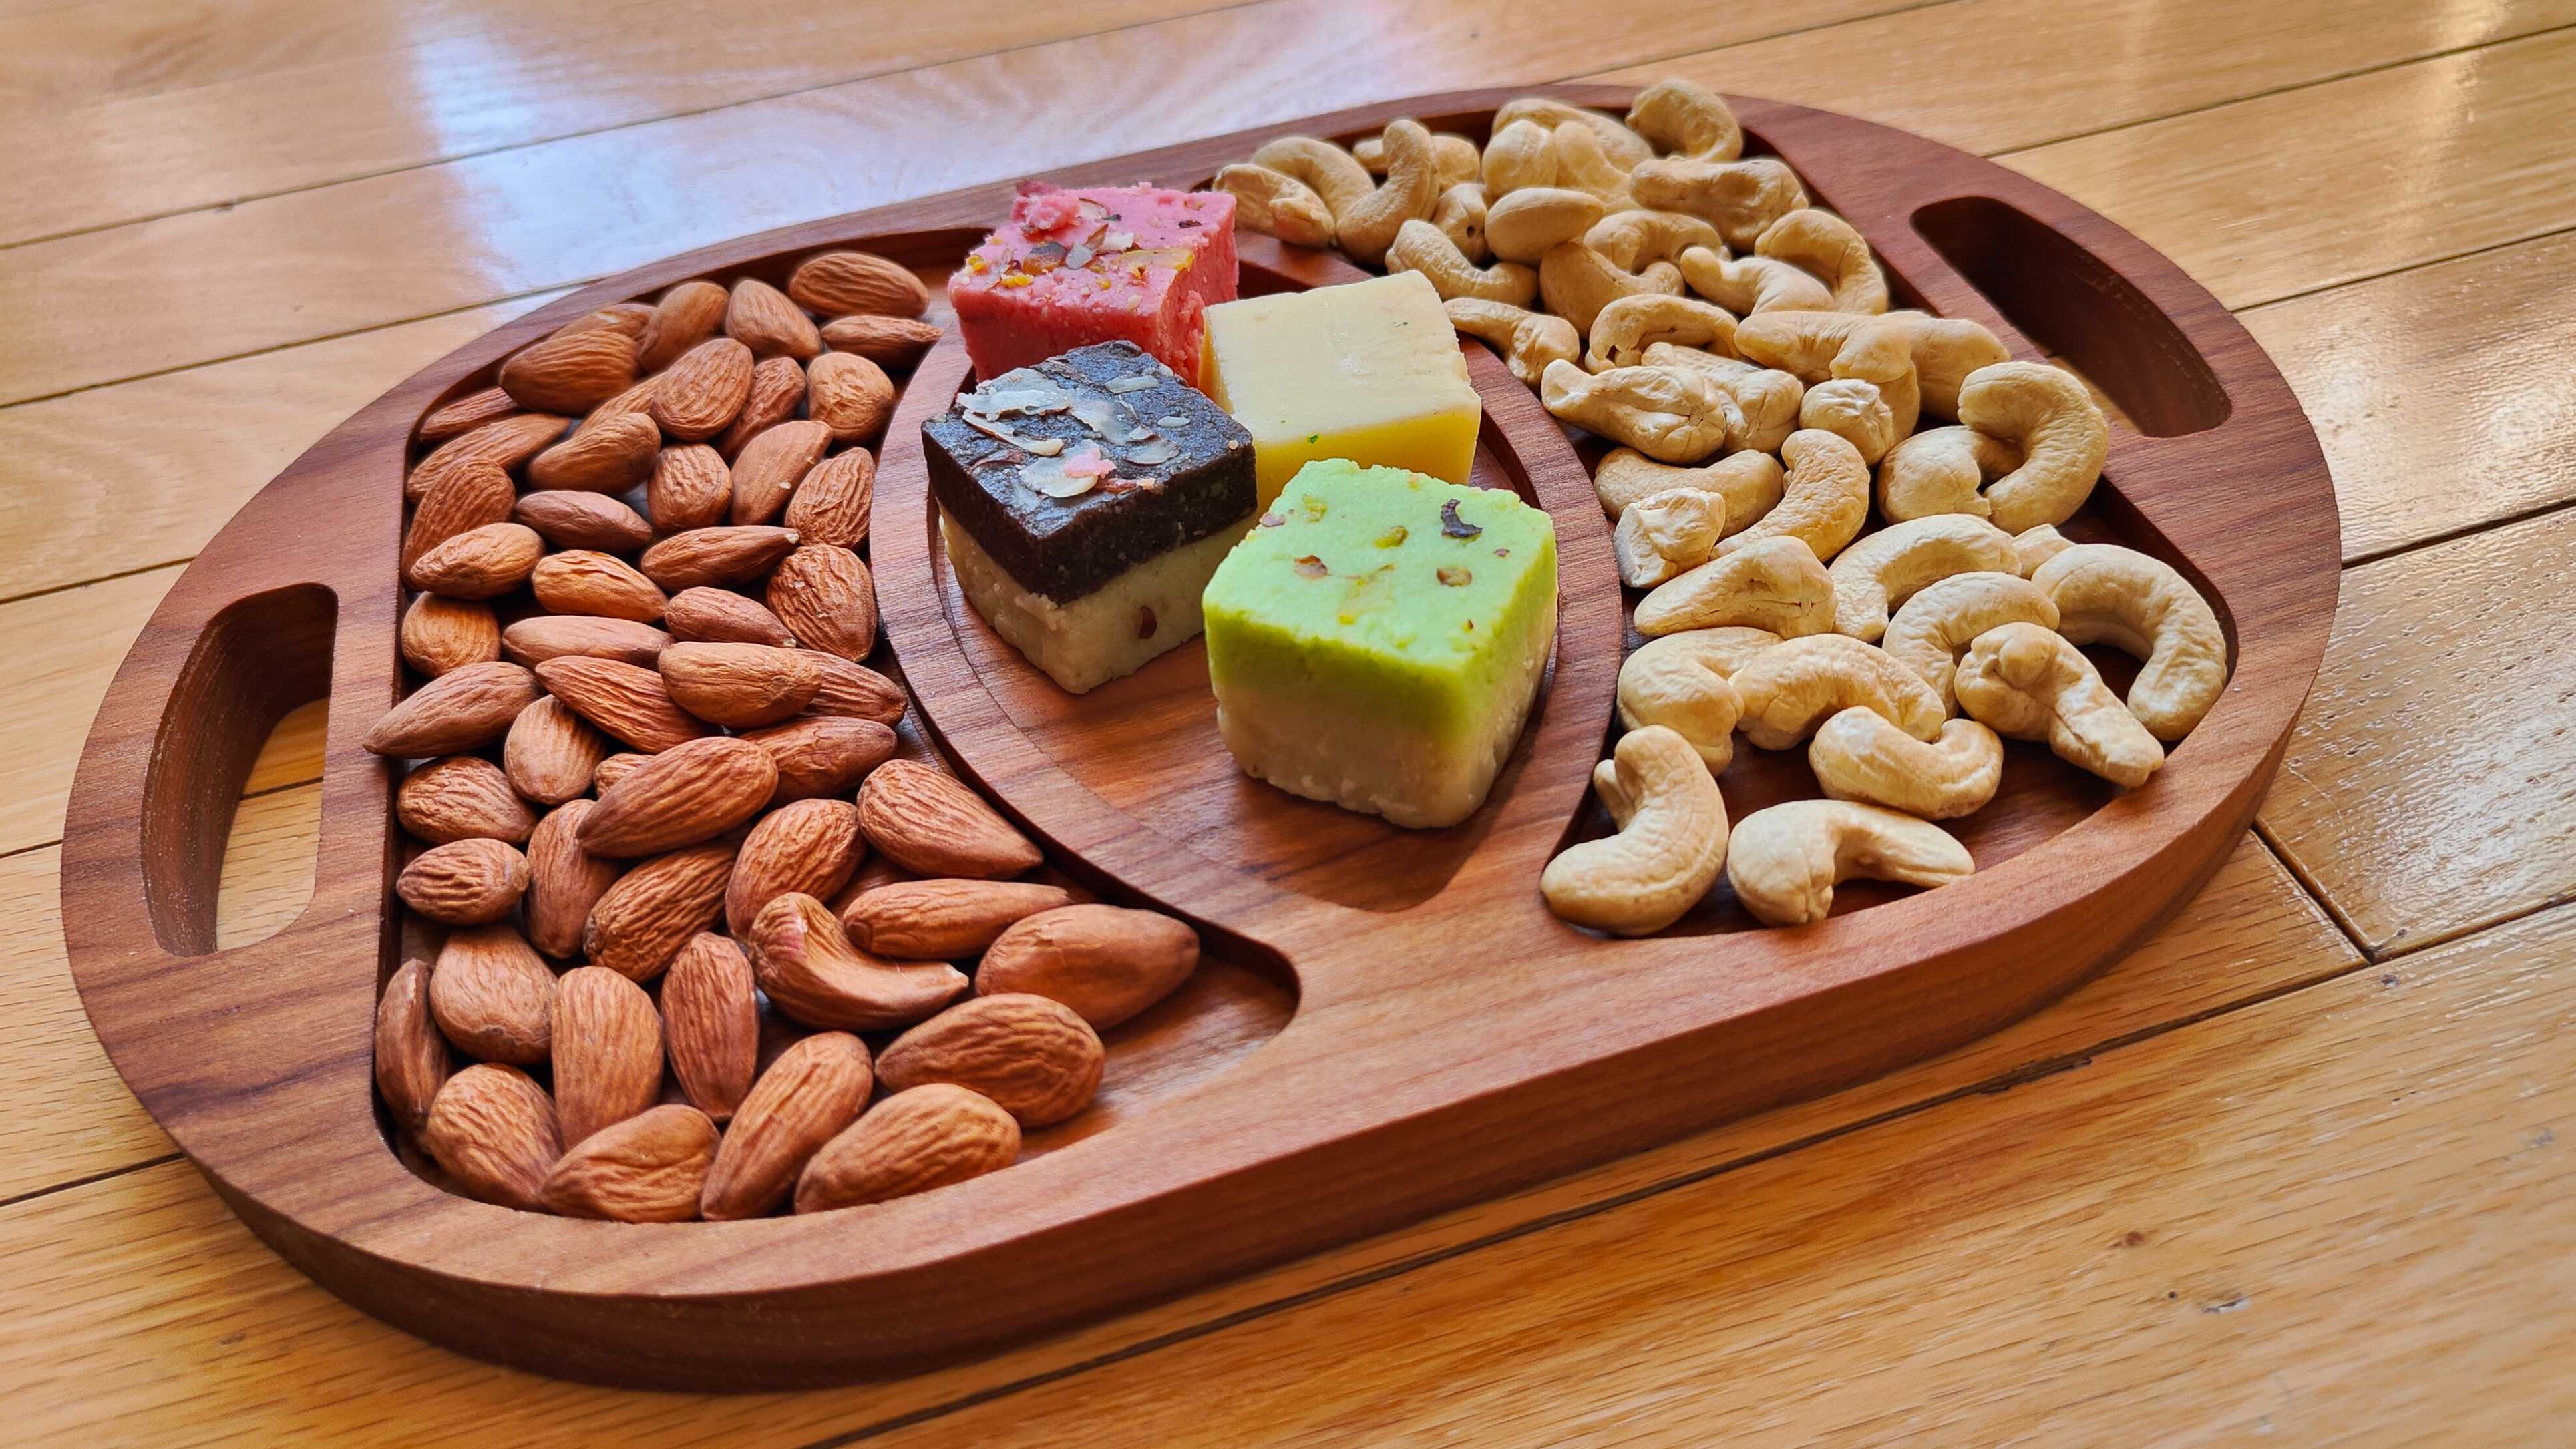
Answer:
663, 934, 758, 1122
794, 1084, 1018, 1214
659, 641, 821, 727
701, 1031, 872, 1220
399, 594, 501, 678
782, 449, 875, 547
818, 313, 943, 368
876, 993, 1103, 1127
745, 893, 968, 1031
806, 352, 896, 445
530, 550, 667, 622
409, 521, 544, 600
534, 656, 711, 752
593, 752, 653, 793
423, 1064, 562, 1209
428, 923, 556, 1065
395, 755, 536, 845
514, 489, 653, 553
552, 966, 664, 1147
583, 841, 738, 981
403, 459, 516, 580
364, 660, 538, 757
788, 250, 932, 319
558, 301, 655, 339
727, 799, 864, 935
500, 325, 639, 413
728, 419, 833, 526
419, 386, 520, 443
665, 587, 797, 647
407, 412, 568, 502
836, 855, 918, 908
978, 904, 1200, 1029
580, 736, 779, 857
395, 838, 531, 925
574, 377, 663, 435
719, 357, 808, 458
501, 614, 672, 668
540, 1104, 717, 1221
638, 278, 730, 371
504, 696, 611, 806
640, 525, 801, 590
742, 716, 898, 803
803, 654, 908, 723
375, 956, 450, 1132
725, 276, 821, 361
844, 879, 1075, 960
650, 337, 755, 441
649, 445, 733, 533
524, 800, 622, 958
767, 545, 877, 661
526, 411, 659, 492
858, 759, 1042, 878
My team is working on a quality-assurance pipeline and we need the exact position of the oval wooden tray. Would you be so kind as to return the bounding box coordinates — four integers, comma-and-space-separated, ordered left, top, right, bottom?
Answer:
62, 86, 2338, 1390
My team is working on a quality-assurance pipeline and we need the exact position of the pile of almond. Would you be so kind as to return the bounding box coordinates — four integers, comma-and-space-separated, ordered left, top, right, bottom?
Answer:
369, 249, 1203, 1221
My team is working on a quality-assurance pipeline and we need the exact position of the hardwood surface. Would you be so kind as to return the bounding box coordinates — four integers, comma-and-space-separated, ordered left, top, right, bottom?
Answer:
5, 0, 2571, 1436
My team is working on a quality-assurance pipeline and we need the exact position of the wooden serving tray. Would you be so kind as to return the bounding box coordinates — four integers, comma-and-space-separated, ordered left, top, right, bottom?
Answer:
62, 86, 2338, 1389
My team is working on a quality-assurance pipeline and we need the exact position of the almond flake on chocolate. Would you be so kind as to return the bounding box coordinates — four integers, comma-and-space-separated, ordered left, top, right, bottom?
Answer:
961, 413, 1064, 456
1439, 499, 1483, 539
1105, 375, 1158, 393
1155, 415, 1189, 429
1123, 438, 1180, 467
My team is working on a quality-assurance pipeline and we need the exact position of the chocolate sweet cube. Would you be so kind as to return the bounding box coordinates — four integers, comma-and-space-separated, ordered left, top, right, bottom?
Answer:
950, 183, 1238, 387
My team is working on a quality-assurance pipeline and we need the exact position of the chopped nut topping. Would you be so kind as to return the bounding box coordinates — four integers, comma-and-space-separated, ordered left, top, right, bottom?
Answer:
1437, 566, 1473, 586
1258, 512, 1286, 528
1293, 556, 1328, 579
1137, 606, 1159, 639
1440, 499, 1483, 540
1376, 525, 1409, 547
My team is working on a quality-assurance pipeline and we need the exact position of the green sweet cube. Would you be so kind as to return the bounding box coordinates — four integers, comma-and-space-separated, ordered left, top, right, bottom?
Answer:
1202, 459, 1559, 829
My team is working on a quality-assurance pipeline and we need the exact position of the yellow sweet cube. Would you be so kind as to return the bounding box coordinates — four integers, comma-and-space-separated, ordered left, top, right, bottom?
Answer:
1199, 271, 1483, 507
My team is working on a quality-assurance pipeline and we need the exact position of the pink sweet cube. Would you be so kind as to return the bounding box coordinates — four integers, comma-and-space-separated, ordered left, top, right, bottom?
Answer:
950, 182, 1238, 387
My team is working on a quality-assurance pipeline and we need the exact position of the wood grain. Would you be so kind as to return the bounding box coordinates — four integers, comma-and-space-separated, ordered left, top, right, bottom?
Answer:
0, 566, 175, 855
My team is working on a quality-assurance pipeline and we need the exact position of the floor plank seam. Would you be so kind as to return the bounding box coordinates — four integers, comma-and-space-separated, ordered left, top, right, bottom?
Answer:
0, 555, 193, 612
2229, 220, 2576, 317
2250, 821, 2373, 959
2340, 495, 2576, 572
0, 1151, 183, 1212
2358, 889, 2576, 966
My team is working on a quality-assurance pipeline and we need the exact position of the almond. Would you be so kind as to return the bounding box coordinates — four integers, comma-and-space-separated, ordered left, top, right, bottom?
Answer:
503, 696, 611, 806
552, 966, 664, 1147
766, 545, 877, 661
582, 841, 738, 981
408, 521, 545, 600
397, 755, 537, 844
637, 278, 730, 371
728, 419, 833, 526
500, 325, 640, 413
640, 525, 801, 590
701, 1031, 872, 1220
374, 956, 450, 1133
663, 934, 758, 1122
876, 993, 1103, 1127
579, 736, 779, 857
533, 656, 711, 752
843, 879, 1075, 960
524, 800, 622, 959
395, 838, 531, 925
817, 313, 943, 367
745, 893, 968, 1031
530, 550, 667, 622
526, 411, 660, 492
574, 377, 663, 435
977, 903, 1200, 1029
664, 587, 797, 647
781, 448, 875, 547
794, 1084, 1018, 1214
422, 1064, 561, 1209
658, 641, 821, 727
593, 752, 653, 793
649, 445, 733, 533
363, 661, 538, 757
718, 357, 808, 459
788, 250, 932, 319
402, 459, 516, 580
857, 759, 1042, 878
540, 1104, 716, 1221
836, 854, 918, 909
558, 301, 655, 339
803, 654, 908, 724
513, 489, 653, 553
500, 615, 672, 668
428, 923, 556, 1064
742, 716, 898, 803
727, 799, 864, 935
407, 412, 568, 502
724, 276, 821, 361
399, 594, 501, 678
805, 352, 896, 445
419, 386, 520, 443
649, 337, 755, 441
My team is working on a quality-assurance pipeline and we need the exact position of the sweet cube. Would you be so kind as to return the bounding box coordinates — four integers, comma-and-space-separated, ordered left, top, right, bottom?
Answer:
1202, 460, 1559, 829
922, 341, 1256, 693
1199, 271, 1484, 507
950, 183, 1238, 387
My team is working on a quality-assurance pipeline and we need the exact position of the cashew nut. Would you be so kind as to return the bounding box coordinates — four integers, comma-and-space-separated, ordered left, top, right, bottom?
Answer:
1754, 209, 1887, 315
1883, 312, 2010, 418
1355, 131, 1481, 191
1212, 164, 1336, 248
1613, 487, 1726, 588
1617, 628, 1777, 771
2011, 523, 2074, 577
1735, 310, 1921, 437
1626, 78, 1742, 162
1714, 429, 1871, 563
1728, 632, 1946, 749
1810, 711, 2004, 820
2031, 544, 2229, 741
1826, 513, 2018, 642
1630, 156, 1807, 248
1644, 343, 1805, 453
1797, 378, 1897, 465
1431, 181, 1491, 262
1540, 358, 1730, 464
1877, 425, 2025, 524
1540, 726, 1728, 936
1594, 447, 1785, 531
1587, 294, 1739, 372
1333, 118, 1441, 264
1249, 135, 1374, 222
1493, 97, 1655, 171
1545, 123, 1638, 212
1882, 572, 2060, 714
1676, 245, 1835, 315
1726, 800, 1975, 927
1633, 534, 1832, 639
1539, 240, 1686, 335
1485, 187, 1608, 264
1447, 298, 1580, 387
1586, 210, 1724, 272
1481, 119, 1557, 196
1388, 218, 1537, 306
1952, 361, 2110, 532
1954, 622, 2165, 788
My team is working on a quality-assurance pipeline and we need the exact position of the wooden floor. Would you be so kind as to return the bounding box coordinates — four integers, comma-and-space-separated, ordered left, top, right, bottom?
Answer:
5, 0, 2573, 1440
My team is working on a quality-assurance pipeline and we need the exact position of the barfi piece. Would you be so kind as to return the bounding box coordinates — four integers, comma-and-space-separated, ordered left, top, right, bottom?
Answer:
1203, 460, 1558, 829
922, 341, 1256, 693
1200, 271, 1483, 507
950, 183, 1238, 387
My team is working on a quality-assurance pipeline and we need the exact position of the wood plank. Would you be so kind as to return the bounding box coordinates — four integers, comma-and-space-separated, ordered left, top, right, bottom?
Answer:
211, 783, 320, 952
0, 846, 170, 1201
0, 836, 2355, 1437
2257, 505, 2576, 957
0, 566, 176, 856
2239, 229, 2576, 561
